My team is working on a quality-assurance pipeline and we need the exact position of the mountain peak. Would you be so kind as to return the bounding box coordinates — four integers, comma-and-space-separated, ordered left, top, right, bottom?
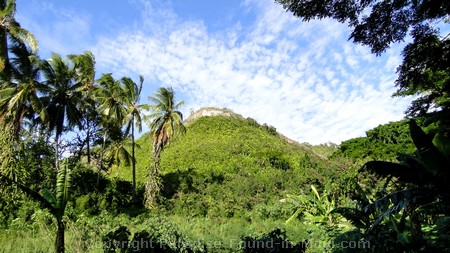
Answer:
184, 106, 334, 159
185, 107, 241, 123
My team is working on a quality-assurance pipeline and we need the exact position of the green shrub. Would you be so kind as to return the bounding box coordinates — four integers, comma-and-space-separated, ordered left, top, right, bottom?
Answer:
103, 226, 131, 253
75, 194, 100, 215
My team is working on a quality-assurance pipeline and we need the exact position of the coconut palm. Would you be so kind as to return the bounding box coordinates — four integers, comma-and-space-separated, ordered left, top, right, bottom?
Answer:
94, 73, 126, 185
0, 0, 38, 74
121, 76, 149, 196
68, 51, 97, 163
40, 53, 84, 170
146, 87, 185, 207
0, 0, 39, 178
68, 51, 95, 92
0, 37, 46, 137
104, 130, 133, 174
95, 73, 126, 123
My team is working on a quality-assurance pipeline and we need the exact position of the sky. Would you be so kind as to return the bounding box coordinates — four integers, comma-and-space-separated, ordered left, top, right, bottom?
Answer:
16, 0, 414, 145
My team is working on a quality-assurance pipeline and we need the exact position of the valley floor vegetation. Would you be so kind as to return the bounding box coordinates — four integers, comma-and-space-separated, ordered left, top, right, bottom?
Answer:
1, 0, 450, 252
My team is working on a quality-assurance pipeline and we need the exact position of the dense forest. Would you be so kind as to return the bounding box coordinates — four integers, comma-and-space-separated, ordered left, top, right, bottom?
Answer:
1, 0, 450, 252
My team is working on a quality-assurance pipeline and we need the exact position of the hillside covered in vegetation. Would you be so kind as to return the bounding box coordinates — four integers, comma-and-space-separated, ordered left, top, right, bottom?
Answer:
114, 110, 348, 218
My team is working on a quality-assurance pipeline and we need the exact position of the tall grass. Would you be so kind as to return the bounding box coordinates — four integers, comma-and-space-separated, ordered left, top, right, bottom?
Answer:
0, 210, 328, 253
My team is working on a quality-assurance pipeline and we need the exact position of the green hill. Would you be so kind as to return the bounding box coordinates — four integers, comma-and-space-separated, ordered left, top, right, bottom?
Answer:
112, 108, 346, 218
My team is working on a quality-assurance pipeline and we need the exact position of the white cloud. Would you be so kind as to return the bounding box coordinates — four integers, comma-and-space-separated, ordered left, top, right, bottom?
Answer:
17, 1, 93, 57
89, 0, 413, 144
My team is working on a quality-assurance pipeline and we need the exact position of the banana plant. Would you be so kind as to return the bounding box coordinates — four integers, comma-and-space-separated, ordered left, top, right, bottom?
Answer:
1, 160, 72, 253
333, 120, 450, 252
281, 185, 337, 226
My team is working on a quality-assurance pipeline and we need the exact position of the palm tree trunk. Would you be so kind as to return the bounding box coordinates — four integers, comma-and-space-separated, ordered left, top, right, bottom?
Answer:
55, 219, 65, 253
145, 151, 161, 208
55, 135, 60, 171
0, 0, 8, 74
86, 122, 91, 164
96, 133, 106, 188
0, 28, 7, 73
131, 117, 136, 199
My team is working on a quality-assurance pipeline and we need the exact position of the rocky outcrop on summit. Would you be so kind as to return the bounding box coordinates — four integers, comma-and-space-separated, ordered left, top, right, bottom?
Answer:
185, 107, 239, 124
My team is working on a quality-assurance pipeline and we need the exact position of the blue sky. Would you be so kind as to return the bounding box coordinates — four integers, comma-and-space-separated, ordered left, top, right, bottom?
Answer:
16, 0, 413, 144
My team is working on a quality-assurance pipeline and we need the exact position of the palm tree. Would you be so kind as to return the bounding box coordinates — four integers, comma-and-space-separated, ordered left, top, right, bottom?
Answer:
0, 37, 46, 137
40, 53, 84, 170
0, 0, 39, 178
0, 0, 38, 75
68, 52, 97, 163
146, 87, 185, 207
94, 73, 127, 186
104, 130, 133, 174
68, 51, 95, 92
121, 76, 149, 196
95, 73, 126, 124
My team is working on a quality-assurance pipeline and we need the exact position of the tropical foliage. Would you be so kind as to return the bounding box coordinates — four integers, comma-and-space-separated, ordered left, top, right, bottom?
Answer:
1, 160, 72, 253
1, 0, 450, 252
335, 119, 416, 161
332, 120, 450, 252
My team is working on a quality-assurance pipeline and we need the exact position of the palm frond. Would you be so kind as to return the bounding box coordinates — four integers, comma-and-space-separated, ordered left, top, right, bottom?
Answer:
8, 26, 38, 53
0, 0, 16, 17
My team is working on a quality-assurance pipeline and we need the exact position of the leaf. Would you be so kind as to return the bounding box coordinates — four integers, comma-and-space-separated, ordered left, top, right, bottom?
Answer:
331, 207, 367, 228
369, 198, 409, 230
285, 208, 302, 224
417, 201, 450, 215
353, 180, 370, 207
363, 187, 435, 232
433, 133, 450, 160
363, 188, 418, 215
0, 175, 57, 215
0, 0, 15, 19
409, 120, 449, 176
8, 25, 38, 53
55, 161, 72, 216
39, 188, 57, 207
360, 160, 430, 186
310, 185, 320, 201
